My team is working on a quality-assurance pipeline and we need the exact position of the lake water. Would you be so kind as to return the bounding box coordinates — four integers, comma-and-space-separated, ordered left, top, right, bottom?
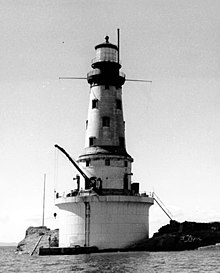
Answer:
0, 247, 219, 272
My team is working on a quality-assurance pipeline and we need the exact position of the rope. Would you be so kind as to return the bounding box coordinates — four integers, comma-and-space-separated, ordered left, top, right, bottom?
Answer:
54, 148, 59, 195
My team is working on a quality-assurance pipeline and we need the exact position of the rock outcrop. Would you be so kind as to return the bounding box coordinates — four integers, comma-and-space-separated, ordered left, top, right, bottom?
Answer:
16, 226, 59, 255
130, 220, 220, 251
17, 221, 220, 254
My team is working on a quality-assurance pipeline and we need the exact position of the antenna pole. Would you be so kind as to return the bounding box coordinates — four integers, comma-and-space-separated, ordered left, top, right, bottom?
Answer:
59, 77, 87, 80
42, 173, 46, 226
117, 28, 120, 63
126, 79, 152, 83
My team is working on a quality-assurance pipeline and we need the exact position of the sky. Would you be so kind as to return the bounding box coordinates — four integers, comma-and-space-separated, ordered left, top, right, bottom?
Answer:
0, 0, 219, 243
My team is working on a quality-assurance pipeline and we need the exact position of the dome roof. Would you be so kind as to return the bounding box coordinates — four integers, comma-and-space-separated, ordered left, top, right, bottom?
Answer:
95, 36, 118, 50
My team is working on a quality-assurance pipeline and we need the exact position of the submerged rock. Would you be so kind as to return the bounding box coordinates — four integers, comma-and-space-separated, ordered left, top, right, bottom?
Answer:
16, 226, 59, 255
130, 220, 220, 251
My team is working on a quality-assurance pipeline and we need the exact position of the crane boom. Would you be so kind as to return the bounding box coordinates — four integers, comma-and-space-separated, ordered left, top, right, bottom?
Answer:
54, 144, 90, 183
55, 144, 102, 193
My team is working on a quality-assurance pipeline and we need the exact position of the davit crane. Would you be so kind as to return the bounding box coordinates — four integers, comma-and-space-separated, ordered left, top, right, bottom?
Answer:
55, 144, 102, 194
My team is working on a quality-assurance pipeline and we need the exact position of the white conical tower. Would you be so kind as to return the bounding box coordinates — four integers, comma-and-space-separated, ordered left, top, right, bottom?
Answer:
77, 36, 133, 194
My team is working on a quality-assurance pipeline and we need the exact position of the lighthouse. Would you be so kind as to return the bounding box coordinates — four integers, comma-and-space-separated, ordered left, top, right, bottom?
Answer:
78, 35, 133, 194
55, 34, 154, 250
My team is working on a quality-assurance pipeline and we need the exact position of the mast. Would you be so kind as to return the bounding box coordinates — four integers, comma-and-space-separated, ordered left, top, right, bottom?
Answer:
42, 173, 46, 226
117, 28, 120, 63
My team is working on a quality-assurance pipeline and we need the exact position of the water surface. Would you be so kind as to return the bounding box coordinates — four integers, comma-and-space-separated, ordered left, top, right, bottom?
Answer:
0, 247, 219, 272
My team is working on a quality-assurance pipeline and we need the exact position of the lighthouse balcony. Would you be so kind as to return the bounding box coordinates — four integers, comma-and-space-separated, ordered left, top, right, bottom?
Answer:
87, 69, 125, 78
55, 188, 154, 200
87, 70, 126, 86
55, 193, 154, 206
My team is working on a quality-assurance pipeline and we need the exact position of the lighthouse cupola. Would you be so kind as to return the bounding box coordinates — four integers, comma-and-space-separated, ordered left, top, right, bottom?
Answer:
77, 36, 133, 195
87, 36, 125, 87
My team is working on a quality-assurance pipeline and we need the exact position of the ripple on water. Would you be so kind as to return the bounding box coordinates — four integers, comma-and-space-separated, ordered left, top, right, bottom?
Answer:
0, 247, 220, 273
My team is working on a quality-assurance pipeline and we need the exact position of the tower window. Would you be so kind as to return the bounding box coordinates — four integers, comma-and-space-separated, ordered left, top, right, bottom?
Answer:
102, 116, 110, 127
86, 120, 88, 129
124, 161, 128, 167
92, 99, 98, 109
105, 159, 110, 166
116, 99, 122, 110
89, 137, 96, 146
119, 137, 125, 147
86, 160, 91, 167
